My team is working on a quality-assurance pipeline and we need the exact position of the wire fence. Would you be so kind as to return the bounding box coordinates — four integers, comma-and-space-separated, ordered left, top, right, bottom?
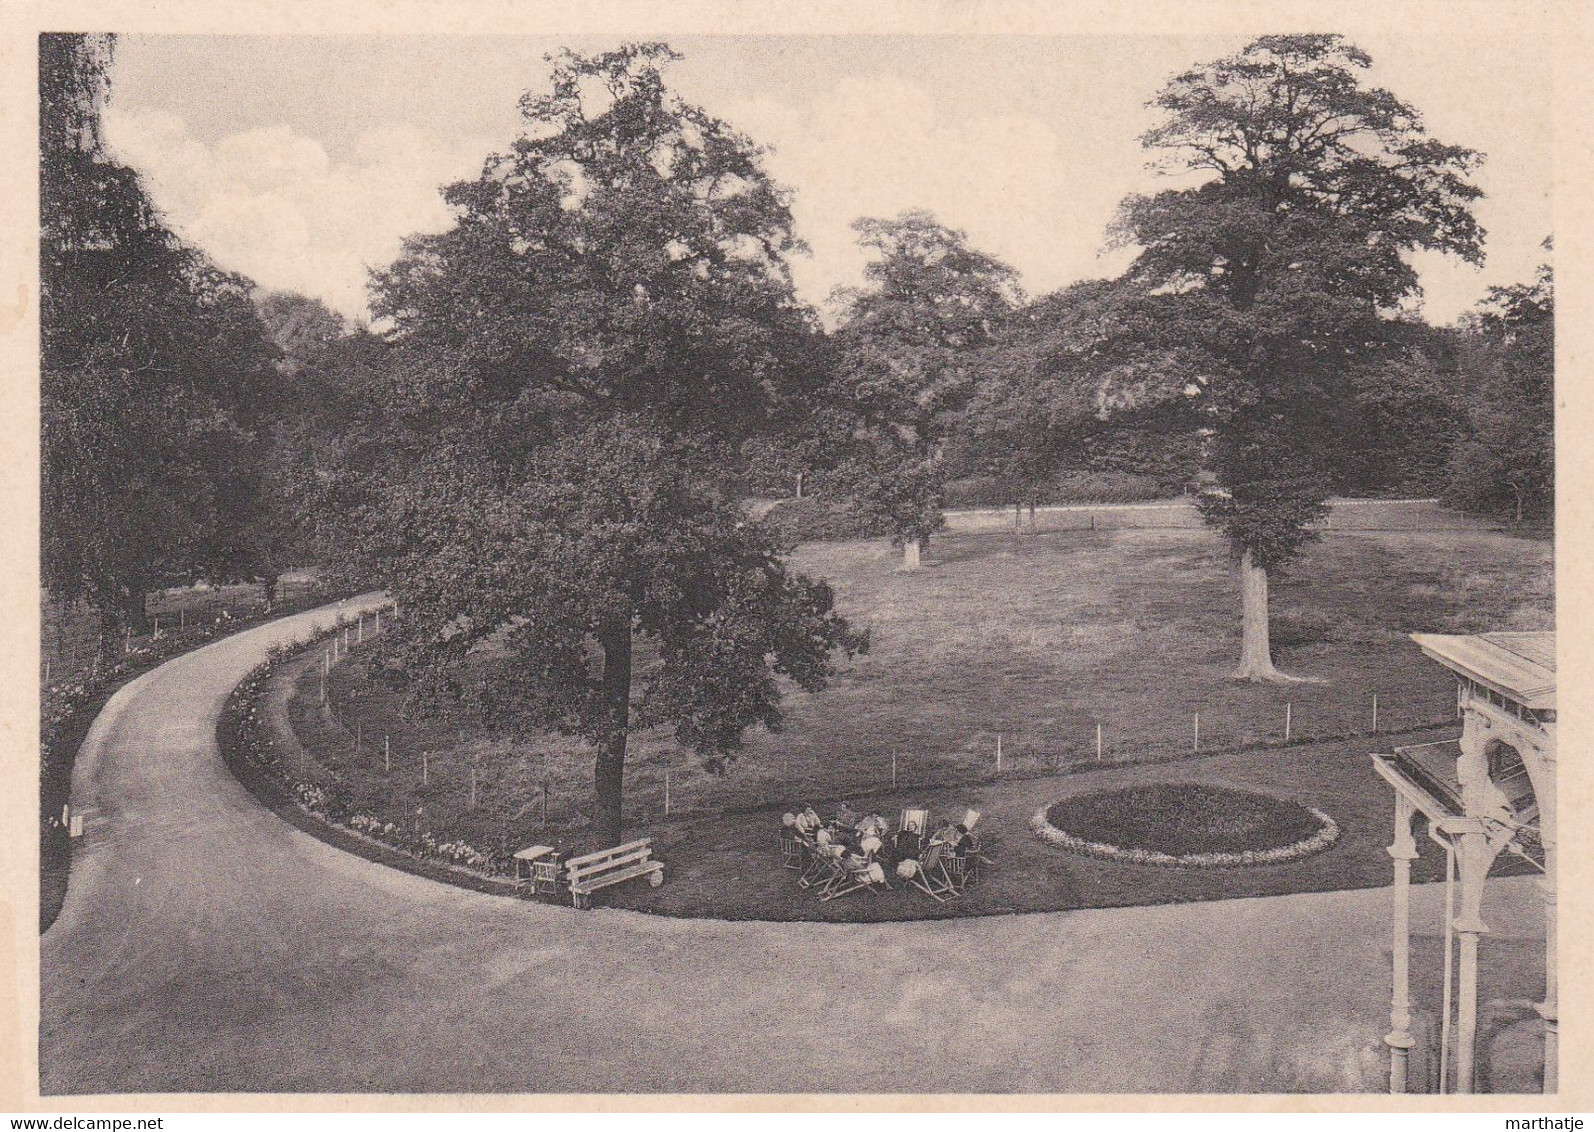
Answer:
621, 684, 1463, 826
300, 620, 1464, 847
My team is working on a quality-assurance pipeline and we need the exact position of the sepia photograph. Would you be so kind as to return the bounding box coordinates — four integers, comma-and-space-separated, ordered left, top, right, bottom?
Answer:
20, 3, 1581, 1108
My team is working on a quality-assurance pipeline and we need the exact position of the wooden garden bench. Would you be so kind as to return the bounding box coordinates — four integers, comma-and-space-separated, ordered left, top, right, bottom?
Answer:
564, 838, 664, 909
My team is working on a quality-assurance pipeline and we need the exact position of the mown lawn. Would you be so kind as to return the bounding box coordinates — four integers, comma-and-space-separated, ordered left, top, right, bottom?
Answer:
286, 516, 1551, 894
598, 729, 1535, 922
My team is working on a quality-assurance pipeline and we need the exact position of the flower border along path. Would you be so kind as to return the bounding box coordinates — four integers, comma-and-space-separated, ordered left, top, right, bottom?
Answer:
217, 619, 533, 901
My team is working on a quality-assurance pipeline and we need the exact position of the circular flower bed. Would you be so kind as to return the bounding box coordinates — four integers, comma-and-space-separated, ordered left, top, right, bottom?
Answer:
1031, 783, 1339, 868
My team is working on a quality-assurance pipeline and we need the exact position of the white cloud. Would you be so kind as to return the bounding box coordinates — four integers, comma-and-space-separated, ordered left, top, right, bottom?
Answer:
101, 60, 1543, 329
103, 110, 492, 320
720, 75, 1137, 315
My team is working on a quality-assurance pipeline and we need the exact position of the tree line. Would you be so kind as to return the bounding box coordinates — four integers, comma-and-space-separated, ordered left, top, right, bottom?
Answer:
42, 34, 1553, 843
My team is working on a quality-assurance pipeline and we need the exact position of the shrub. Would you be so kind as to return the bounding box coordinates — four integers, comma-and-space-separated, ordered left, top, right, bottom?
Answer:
1045, 470, 1167, 505
942, 475, 1005, 509
943, 470, 1170, 509
760, 495, 875, 544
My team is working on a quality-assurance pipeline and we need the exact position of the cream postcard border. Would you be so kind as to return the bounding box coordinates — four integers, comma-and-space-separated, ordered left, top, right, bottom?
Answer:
1, 0, 1587, 1114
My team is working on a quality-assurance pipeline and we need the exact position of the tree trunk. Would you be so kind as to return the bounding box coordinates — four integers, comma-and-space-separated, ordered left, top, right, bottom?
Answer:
1014, 502, 1022, 531
902, 539, 922, 570
1028, 498, 1037, 530
97, 602, 125, 660
795, 472, 804, 500
118, 579, 151, 635
593, 623, 632, 847
1235, 548, 1281, 682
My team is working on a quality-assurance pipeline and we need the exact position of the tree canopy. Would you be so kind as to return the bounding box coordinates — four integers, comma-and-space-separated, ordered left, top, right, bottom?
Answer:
829, 210, 1022, 563
1113, 34, 1485, 678
1444, 245, 1554, 524
41, 33, 278, 626
370, 43, 823, 457
346, 45, 864, 844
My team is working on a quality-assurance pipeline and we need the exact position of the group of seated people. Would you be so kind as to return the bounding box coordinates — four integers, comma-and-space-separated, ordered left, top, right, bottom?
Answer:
780, 801, 982, 898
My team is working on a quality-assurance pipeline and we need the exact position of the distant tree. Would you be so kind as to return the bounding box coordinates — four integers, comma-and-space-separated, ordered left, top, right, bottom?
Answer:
255, 290, 347, 377
1444, 248, 1553, 524
41, 33, 276, 630
350, 45, 862, 846
831, 210, 1022, 568
957, 277, 1202, 527
1334, 325, 1469, 497
1115, 35, 1484, 680
249, 297, 378, 576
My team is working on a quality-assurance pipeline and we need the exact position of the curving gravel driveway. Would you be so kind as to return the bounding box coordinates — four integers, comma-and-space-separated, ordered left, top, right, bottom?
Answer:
40, 597, 1544, 1095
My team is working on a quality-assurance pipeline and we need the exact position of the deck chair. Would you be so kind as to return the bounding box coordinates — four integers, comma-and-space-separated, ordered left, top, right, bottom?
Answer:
797, 835, 835, 886
819, 854, 888, 901
900, 842, 958, 902
797, 836, 840, 889
898, 808, 929, 837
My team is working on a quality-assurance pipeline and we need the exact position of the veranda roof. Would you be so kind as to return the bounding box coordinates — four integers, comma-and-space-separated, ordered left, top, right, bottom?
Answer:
1410, 631, 1556, 711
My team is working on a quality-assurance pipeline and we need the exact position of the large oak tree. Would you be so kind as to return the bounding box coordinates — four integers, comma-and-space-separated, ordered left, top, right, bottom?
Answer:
349, 45, 862, 846
1114, 34, 1484, 680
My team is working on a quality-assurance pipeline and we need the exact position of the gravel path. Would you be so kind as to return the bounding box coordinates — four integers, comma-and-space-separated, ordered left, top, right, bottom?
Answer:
40, 597, 1543, 1095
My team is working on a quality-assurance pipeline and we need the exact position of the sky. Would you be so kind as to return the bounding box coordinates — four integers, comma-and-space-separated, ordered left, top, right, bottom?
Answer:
101, 32, 1554, 327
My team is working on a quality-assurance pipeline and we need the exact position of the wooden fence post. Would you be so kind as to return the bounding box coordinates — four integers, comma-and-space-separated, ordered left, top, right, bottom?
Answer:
1096, 723, 1103, 761
1285, 701, 1293, 742
1373, 693, 1380, 733
1194, 711, 1200, 753
422, 751, 429, 786
891, 752, 897, 787
384, 734, 390, 773
996, 733, 1003, 774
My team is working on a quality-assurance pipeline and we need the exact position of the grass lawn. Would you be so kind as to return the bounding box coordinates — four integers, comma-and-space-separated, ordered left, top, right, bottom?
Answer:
279, 514, 1549, 912
599, 728, 1535, 921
